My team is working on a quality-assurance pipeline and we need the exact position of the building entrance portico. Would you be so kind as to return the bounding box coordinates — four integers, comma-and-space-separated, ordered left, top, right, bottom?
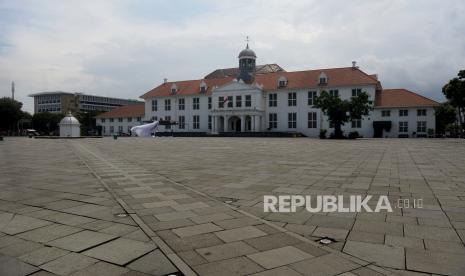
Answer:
211, 111, 263, 133
228, 116, 241, 132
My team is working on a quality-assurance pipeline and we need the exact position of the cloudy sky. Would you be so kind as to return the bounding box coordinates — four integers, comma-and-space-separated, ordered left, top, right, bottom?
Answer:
1, 0, 464, 113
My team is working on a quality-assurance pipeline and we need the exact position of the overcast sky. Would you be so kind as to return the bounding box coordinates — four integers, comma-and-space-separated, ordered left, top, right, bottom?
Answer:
1, 0, 464, 113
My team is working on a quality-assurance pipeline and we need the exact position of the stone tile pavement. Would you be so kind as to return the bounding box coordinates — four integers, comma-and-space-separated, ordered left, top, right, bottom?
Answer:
1, 137, 465, 275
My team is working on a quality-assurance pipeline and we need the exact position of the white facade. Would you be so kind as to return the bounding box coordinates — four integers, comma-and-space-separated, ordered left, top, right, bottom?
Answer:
143, 80, 383, 138
372, 107, 436, 138
97, 116, 143, 136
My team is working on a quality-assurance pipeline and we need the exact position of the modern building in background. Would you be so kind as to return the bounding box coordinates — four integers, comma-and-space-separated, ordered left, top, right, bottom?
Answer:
97, 44, 439, 138
29, 91, 142, 114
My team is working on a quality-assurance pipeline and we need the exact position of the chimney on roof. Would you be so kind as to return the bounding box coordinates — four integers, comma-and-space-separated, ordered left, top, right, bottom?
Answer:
163, 78, 168, 84
352, 61, 357, 68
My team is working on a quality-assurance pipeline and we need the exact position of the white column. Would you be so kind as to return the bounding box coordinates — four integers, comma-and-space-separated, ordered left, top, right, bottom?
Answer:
240, 115, 245, 133
212, 115, 216, 133
252, 115, 256, 132
224, 116, 229, 132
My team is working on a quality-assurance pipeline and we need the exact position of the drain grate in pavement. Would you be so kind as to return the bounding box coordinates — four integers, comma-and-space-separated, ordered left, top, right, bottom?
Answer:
317, 237, 337, 245
216, 197, 239, 204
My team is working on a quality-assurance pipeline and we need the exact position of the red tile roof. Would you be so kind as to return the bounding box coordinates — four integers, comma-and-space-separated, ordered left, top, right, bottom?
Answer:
375, 89, 439, 108
141, 67, 380, 99
96, 103, 144, 118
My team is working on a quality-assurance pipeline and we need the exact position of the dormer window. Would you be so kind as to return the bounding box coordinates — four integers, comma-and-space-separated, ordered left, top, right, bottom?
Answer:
318, 72, 327, 85
200, 81, 207, 93
278, 76, 288, 88
171, 84, 177, 94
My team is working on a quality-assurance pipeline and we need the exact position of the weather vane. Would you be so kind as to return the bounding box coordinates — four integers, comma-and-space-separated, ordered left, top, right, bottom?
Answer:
246, 36, 250, 48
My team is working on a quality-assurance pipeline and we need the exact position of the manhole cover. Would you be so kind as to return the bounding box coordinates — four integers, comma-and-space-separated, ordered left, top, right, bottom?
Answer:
318, 237, 337, 245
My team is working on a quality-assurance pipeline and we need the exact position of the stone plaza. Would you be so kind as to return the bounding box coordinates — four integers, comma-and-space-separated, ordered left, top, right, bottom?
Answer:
1, 137, 465, 275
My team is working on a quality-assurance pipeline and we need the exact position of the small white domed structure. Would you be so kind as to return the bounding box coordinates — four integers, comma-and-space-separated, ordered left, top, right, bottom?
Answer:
59, 112, 80, 137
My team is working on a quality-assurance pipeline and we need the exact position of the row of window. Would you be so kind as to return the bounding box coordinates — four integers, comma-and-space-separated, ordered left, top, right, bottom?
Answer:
382, 109, 427, 117
80, 95, 138, 105
399, 121, 427, 133
218, 95, 252, 108
101, 117, 142, 123
269, 112, 324, 129
152, 98, 213, 112
150, 115, 210, 130
270, 89, 360, 108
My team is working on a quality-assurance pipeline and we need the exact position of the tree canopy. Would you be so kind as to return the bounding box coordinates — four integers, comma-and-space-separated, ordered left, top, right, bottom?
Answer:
0, 97, 23, 132
435, 103, 457, 135
32, 112, 63, 134
442, 70, 465, 126
314, 91, 372, 138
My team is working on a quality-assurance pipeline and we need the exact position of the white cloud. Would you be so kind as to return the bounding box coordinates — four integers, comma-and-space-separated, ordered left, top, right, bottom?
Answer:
0, 0, 464, 113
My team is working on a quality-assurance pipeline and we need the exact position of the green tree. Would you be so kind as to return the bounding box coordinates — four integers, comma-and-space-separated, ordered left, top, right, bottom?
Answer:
0, 97, 23, 133
32, 112, 63, 135
435, 103, 457, 135
314, 91, 372, 138
442, 70, 465, 127
76, 110, 104, 136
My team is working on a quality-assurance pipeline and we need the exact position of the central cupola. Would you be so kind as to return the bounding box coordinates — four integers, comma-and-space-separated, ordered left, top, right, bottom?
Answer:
237, 39, 256, 83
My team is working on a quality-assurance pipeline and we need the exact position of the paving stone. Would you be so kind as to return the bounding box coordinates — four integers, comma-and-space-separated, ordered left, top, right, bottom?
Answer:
0, 239, 44, 257
193, 256, 264, 276
312, 227, 349, 241
343, 240, 405, 269
82, 238, 156, 265
48, 230, 117, 252
154, 211, 197, 221
250, 266, 303, 276
243, 232, 301, 251
17, 224, 82, 243
123, 229, 151, 242
0, 235, 25, 248
306, 214, 354, 230
177, 250, 208, 266
42, 212, 95, 226
348, 231, 384, 244
284, 223, 317, 236
215, 226, 267, 242
40, 252, 98, 276
290, 253, 360, 276
214, 217, 261, 229
0, 215, 52, 235
247, 245, 313, 269
353, 220, 403, 236
19, 246, 70, 266
423, 239, 465, 254
70, 261, 129, 276
126, 249, 178, 275
190, 213, 234, 224
100, 224, 139, 236
406, 248, 465, 275
0, 254, 40, 276
404, 224, 461, 242
196, 241, 258, 262
159, 231, 225, 252
385, 235, 424, 249
172, 223, 223, 238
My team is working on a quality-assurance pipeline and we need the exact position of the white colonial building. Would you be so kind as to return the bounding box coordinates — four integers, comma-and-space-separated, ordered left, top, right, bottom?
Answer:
97, 44, 439, 138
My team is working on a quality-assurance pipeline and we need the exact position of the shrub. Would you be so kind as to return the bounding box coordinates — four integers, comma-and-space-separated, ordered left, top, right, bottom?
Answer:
319, 129, 327, 139
348, 131, 360, 139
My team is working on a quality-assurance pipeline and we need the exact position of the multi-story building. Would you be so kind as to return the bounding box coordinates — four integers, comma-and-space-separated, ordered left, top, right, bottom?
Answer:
97, 44, 439, 138
29, 91, 142, 114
